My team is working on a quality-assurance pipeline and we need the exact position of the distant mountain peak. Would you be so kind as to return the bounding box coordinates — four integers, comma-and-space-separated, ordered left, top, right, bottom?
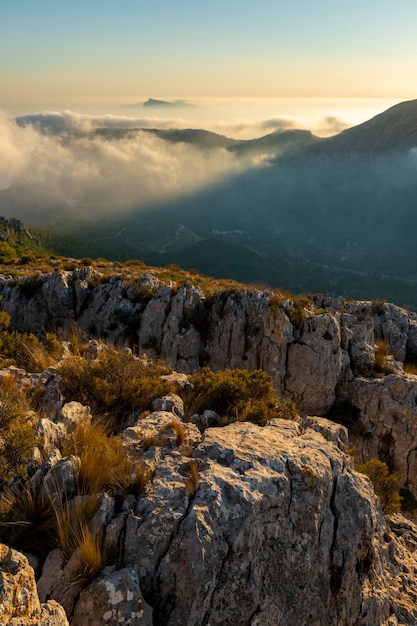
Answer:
143, 98, 197, 109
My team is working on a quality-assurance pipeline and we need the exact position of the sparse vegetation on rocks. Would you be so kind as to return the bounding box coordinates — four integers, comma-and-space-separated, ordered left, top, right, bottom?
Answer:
2, 240, 417, 623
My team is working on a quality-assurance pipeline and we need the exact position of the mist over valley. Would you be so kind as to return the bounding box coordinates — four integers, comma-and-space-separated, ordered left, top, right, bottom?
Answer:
2, 99, 417, 308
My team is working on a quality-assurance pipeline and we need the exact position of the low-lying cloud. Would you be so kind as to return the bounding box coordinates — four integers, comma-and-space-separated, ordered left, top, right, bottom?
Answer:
0, 111, 258, 223
15, 110, 186, 135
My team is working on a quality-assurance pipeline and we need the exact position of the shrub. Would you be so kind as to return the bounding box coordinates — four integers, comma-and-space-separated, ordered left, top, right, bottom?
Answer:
287, 296, 312, 329
57, 321, 89, 356
0, 312, 11, 331
63, 419, 132, 496
57, 347, 173, 429
374, 340, 395, 375
0, 479, 56, 557
0, 329, 62, 371
372, 300, 387, 316
184, 368, 292, 426
355, 458, 402, 515
0, 375, 38, 483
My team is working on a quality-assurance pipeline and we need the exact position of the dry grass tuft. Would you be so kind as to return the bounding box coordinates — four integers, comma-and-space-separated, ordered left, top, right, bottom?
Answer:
131, 461, 154, 495
67, 525, 106, 587
184, 459, 200, 498
0, 480, 56, 556
374, 340, 395, 375
139, 433, 159, 451
160, 419, 186, 446
63, 419, 132, 496
404, 362, 417, 376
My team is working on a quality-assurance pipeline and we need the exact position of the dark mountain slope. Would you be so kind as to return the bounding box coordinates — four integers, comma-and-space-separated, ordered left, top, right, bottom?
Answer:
133, 99, 417, 308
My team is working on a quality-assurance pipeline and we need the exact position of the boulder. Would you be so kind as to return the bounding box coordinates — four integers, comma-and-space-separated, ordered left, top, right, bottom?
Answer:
43, 455, 81, 504
123, 419, 417, 625
0, 544, 68, 625
72, 566, 152, 625
58, 401, 91, 434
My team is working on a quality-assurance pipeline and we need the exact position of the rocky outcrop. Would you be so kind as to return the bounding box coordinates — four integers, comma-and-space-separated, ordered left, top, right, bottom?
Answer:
72, 566, 153, 626
3, 270, 417, 491
46, 417, 417, 625
0, 271, 402, 411
120, 418, 417, 625
0, 544, 68, 625
4, 402, 417, 624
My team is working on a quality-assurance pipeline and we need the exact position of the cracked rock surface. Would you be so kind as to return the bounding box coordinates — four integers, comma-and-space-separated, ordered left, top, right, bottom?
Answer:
75, 418, 417, 626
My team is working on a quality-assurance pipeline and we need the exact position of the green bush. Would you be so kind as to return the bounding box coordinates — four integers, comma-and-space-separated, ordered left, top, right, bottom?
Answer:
0, 375, 38, 483
356, 458, 402, 515
184, 368, 296, 425
57, 347, 174, 429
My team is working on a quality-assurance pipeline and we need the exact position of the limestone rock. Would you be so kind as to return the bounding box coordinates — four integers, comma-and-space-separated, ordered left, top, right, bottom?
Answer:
72, 566, 153, 625
40, 600, 70, 626
152, 394, 184, 418
122, 411, 202, 454
41, 272, 73, 327
341, 374, 417, 495
43, 455, 80, 504
37, 548, 82, 618
285, 313, 343, 413
122, 420, 417, 625
159, 285, 204, 372
58, 401, 91, 434
138, 285, 173, 357
0, 544, 68, 625
35, 418, 67, 454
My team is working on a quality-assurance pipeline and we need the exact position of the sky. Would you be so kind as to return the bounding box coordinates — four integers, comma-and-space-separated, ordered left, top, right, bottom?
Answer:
1, 0, 417, 116
1, 0, 417, 236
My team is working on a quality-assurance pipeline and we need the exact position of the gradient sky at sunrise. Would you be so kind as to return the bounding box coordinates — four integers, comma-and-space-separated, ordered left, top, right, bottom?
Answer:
1, 0, 417, 110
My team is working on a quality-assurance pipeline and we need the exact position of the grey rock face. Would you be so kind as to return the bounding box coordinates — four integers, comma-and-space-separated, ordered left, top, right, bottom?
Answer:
284, 313, 342, 413
43, 455, 81, 504
3, 269, 417, 418
120, 419, 417, 626
5, 269, 417, 493
72, 566, 153, 626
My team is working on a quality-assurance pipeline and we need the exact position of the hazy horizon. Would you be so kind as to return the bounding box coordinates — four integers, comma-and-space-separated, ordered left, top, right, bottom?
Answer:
1, 96, 408, 140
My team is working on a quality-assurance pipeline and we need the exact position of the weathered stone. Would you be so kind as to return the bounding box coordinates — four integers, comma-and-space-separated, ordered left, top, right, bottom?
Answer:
43, 455, 80, 504
341, 374, 417, 495
0, 544, 41, 623
138, 285, 173, 357
40, 600, 70, 626
37, 548, 82, 618
285, 313, 343, 414
121, 419, 417, 626
0, 544, 69, 625
72, 566, 152, 625
152, 394, 184, 418
35, 418, 67, 454
57, 401, 91, 434
89, 493, 115, 536
122, 411, 202, 453
41, 272, 73, 326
